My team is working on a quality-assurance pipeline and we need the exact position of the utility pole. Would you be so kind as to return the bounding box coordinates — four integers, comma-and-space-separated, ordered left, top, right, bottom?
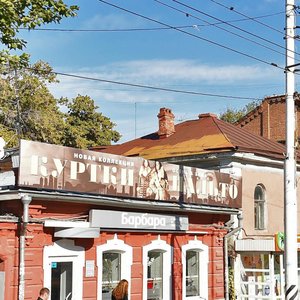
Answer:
285, 0, 298, 299
134, 102, 137, 139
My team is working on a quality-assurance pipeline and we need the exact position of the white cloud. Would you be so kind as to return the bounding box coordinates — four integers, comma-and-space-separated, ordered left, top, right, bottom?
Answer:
110, 59, 278, 83
48, 58, 283, 106
53, 59, 281, 96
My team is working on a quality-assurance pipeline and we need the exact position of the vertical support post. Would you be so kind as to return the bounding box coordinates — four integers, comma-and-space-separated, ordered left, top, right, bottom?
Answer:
19, 195, 32, 300
285, 0, 298, 299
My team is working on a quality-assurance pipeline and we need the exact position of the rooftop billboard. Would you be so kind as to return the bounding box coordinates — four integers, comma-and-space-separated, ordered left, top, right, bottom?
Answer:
18, 140, 242, 208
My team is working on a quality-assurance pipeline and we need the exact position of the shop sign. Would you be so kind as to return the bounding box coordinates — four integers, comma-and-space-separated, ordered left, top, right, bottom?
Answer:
275, 232, 284, 251
89, 209, 189, 231
18, 140, 242, 208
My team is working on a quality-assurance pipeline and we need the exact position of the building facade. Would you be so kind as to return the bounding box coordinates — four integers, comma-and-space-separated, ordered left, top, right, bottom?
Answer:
1, 106, 299, 300
236, 94, 300, 145
99, 108, 300, 300
0, 139, 240, 300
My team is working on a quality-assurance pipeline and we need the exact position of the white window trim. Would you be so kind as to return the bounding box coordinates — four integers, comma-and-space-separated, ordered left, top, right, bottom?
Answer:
143, 236, 172, 300
97, 234, 132, 300
254, 184, 267, 230
182, 239, 208, 300
43, 239, 85, 299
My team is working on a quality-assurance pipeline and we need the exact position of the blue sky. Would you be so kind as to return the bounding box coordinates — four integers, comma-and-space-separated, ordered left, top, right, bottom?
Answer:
15, 0, 294, 142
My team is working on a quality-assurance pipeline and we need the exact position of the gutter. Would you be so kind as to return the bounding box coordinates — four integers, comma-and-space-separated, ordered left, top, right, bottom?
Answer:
224, 213, 243, 300
18, 194, 32, 300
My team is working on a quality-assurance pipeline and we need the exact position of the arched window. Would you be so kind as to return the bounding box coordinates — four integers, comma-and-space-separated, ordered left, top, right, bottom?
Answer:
254, 184, 266, 230
143, 237, 172, 300
182, 239, 208, 300
97, 235, 132, 300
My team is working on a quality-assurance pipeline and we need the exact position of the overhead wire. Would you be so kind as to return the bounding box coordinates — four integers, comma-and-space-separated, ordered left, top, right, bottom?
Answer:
153, 0, 294, 62
97, 0, 284, 70
18, 11, 286, 32
171, 0, 299, 57
26, 67, 262, 101
207, 0, 285, 35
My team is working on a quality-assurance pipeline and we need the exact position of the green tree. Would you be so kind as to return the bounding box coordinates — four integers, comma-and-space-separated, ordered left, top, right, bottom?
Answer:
0, 51, 65, 146
64, 95, 121, 149
0, 0, 78, 50
0, 53, 121, 149
219, 100, 261, 124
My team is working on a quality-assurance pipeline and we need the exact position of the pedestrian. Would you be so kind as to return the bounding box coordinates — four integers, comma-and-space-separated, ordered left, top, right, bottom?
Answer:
111, 279, 128, 300
37, 287, 50, 300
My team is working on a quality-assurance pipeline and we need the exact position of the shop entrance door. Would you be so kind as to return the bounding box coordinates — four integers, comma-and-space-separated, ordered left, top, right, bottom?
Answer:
43, 240, 85, 300
50, 261, 73, 300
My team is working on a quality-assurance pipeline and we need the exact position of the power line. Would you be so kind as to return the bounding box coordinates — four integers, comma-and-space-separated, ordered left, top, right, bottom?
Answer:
27, 67, 262, 100
97, 0, 284, 70
18, 11, 285, 32
153, 0, 294, 62
207, 0, 285, 35
20, 25, 193, 32
171, 0, 299, 57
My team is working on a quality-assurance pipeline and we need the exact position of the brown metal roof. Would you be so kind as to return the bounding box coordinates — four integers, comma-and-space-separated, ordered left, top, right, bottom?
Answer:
94, 114, 286, 160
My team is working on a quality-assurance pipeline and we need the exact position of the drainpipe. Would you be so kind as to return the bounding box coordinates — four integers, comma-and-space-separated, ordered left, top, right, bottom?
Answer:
224, 213, 243, 300
19, 194, 32, 300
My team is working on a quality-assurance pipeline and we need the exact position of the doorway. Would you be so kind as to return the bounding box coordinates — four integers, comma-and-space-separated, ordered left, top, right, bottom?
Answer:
50, 261, 73, 300
43, 239, 85, 300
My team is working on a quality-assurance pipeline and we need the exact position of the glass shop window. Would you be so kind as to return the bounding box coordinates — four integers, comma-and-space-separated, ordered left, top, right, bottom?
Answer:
147, 251, 163, 300
240, 253, 271, 298
186, 250, 200, 297
102, 252, 121, 300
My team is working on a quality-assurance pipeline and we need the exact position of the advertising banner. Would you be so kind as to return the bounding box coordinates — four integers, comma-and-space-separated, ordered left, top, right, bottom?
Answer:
18, 140, 242, 208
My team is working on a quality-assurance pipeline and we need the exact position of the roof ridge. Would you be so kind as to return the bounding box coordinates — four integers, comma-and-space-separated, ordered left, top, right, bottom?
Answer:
212, 117, 235, 148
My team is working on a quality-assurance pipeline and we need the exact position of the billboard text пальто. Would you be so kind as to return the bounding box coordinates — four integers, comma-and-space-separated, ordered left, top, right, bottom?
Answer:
18, 140, 242, 208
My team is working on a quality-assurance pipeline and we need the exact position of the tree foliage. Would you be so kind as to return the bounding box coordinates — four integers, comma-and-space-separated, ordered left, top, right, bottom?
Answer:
64, 95, 121, 149
0, 0, 78, 50
0, 53, 121, 148
0, 51, 65, 146
219, 100, 261, 124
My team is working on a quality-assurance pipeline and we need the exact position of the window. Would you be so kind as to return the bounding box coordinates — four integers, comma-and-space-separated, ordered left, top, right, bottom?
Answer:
186, 251, 200, 297
254, 185, 266, 230
102, 252, 121, 297
147, 251, 163, 299
97, 235, 132, 300
182, 239, 208, 300
239, 253, 284, 298
143, 237, 172, 300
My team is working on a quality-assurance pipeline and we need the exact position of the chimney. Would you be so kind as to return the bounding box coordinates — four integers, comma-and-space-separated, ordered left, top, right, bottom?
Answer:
157, 107, 175, 138
198, 113, 218, 119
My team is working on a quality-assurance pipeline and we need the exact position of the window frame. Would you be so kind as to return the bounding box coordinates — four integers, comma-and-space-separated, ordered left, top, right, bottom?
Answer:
254, 184, 266, 230
143, 237, 172, 300
97, 234, 132, 300
182, 239, 208, 300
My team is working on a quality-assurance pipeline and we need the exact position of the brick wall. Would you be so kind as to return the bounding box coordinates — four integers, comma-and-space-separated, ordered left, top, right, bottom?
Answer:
237, 97, 300, 144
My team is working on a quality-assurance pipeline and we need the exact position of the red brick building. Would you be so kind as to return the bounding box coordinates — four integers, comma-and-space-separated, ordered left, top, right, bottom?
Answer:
236, 94, 300, 144
0, 138, 240, 300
